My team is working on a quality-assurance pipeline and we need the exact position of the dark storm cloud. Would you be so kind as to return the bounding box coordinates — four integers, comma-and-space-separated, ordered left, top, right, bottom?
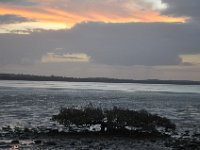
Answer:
162, 0, 200, 21
69, 22, 200, 66
0, 15, 30, 24
0, 22, 200, 66
0, 0, 36, 6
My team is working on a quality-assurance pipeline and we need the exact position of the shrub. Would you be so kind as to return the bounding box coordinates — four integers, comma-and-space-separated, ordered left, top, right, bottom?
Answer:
52, 106, 176, 134
105, 107, 176, 132
52, 106, 104, 129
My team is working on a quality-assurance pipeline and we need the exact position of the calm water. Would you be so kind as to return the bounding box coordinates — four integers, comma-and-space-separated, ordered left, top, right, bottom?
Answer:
0, 80, 200, 132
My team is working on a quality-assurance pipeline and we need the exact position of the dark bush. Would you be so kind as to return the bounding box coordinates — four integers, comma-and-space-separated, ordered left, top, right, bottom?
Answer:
105, 107, 176, 132
52, 106, 104, 129
52, 106, 176, 134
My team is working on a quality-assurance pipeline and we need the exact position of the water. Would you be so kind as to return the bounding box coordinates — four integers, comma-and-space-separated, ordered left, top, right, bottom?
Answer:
0, 80, 200, 132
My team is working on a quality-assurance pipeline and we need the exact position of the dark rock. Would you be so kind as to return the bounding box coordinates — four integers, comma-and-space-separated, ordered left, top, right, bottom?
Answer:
183, 130, 190, 136
0, 142, 6, 145
150, 139, 156, 143
14, 127, 22, 133
188, 143, 199, 149
70, 142, 75, 146
169, 138, 200, 150
164, 142, 171, 147
24, 128, 31, 133
85, 140, 93, 144
98, 146, 103, 150
0, 144, 12, 149
2, 126, 12, 132
88, 145, 94, 149
45, 141, 57, 146
11, 140, 19, 144
173, 132, 179, 135
48, 129, 59, 135
185, 130, 190, 134
146, 143, 150, 147
34, 140, 42, 144
31, 128, 38, 133
193, 133, 200, 137
99, 143, 105, 147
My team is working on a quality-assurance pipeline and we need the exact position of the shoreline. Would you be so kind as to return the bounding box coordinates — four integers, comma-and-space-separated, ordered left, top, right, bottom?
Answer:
0, 126, 199, 150
1, 73, 200, 85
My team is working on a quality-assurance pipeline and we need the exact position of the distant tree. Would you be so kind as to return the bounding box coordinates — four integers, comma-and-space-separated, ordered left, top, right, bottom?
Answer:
1, 73, 199, 85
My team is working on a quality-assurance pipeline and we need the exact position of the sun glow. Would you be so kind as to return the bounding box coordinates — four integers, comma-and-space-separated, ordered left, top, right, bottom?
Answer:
0, 21, 67, 34
180, 54, 200, 65
41, 53, 91, 63
0, 0, 188, 34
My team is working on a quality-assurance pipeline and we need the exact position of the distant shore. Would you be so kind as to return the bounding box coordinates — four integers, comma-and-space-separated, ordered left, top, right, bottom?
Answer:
0, 73, 200, 85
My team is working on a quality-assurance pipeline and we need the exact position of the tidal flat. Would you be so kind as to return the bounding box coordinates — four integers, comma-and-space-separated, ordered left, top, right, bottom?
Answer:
0, 80, 200, 149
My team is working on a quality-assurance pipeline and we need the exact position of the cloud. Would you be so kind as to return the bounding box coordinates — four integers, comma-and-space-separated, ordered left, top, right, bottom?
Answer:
162, 0, 200, 21
41, 52, 91, 63
0, 22, 200, 67
65, 22, 200, 66
0, 0, 200, 80
0, 14, 30, 24
0, 21, 200, 80
0, 0, 36, 6
144, 0, 168, 10
180, 54, 200, 65
0, 21, 67, 34
0, 0, 187, 33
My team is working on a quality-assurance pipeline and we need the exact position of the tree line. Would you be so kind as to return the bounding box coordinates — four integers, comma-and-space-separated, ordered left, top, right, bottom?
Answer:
0, 73, 200, 85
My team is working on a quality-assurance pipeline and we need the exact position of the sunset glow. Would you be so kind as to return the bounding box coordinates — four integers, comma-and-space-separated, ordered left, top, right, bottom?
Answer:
180, 54, 200, 65
0, 0, 187, 33
0, 0, 200, 80
41, 53, 91, 63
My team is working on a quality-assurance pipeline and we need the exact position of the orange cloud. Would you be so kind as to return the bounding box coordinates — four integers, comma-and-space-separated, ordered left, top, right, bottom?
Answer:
0, 0, 188, 33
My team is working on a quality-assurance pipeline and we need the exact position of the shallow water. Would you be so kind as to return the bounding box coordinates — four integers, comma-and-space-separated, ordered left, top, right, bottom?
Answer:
0, 80, 200, 132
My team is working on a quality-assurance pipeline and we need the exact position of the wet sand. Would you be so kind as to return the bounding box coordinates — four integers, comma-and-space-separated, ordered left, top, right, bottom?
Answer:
0, 137, 171, 150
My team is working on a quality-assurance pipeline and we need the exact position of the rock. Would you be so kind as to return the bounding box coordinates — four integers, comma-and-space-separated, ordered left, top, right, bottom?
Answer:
12, 145, 19, 149
188, 143, 199, 149
0, 142, 6, 145
48, 129, 59, 135
45, 141, 57, 146
183, 130, 190, 136
193, 133, 200, 137
98, 146, 103, 150
20, 133, 32, 139
24, 128, 31, 133
146, 143, 150, 147
70, 142, 75, 146
34, 140, 42, 144
11, 140, 19, 144
2, 126, 12, 132
150, 139, 156, 143
85, 140, 93, 144
0, 144, 12, 149
164, 142, 171, 147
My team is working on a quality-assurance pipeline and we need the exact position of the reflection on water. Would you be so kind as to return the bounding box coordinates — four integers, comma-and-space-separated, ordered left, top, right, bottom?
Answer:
0, 80, 200, 132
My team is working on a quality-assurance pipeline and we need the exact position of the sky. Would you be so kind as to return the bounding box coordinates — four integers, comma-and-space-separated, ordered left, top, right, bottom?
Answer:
0, 0, 200, 80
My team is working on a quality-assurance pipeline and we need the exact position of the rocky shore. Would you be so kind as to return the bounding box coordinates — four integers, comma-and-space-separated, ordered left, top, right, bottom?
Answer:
0, 126, 199, 150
